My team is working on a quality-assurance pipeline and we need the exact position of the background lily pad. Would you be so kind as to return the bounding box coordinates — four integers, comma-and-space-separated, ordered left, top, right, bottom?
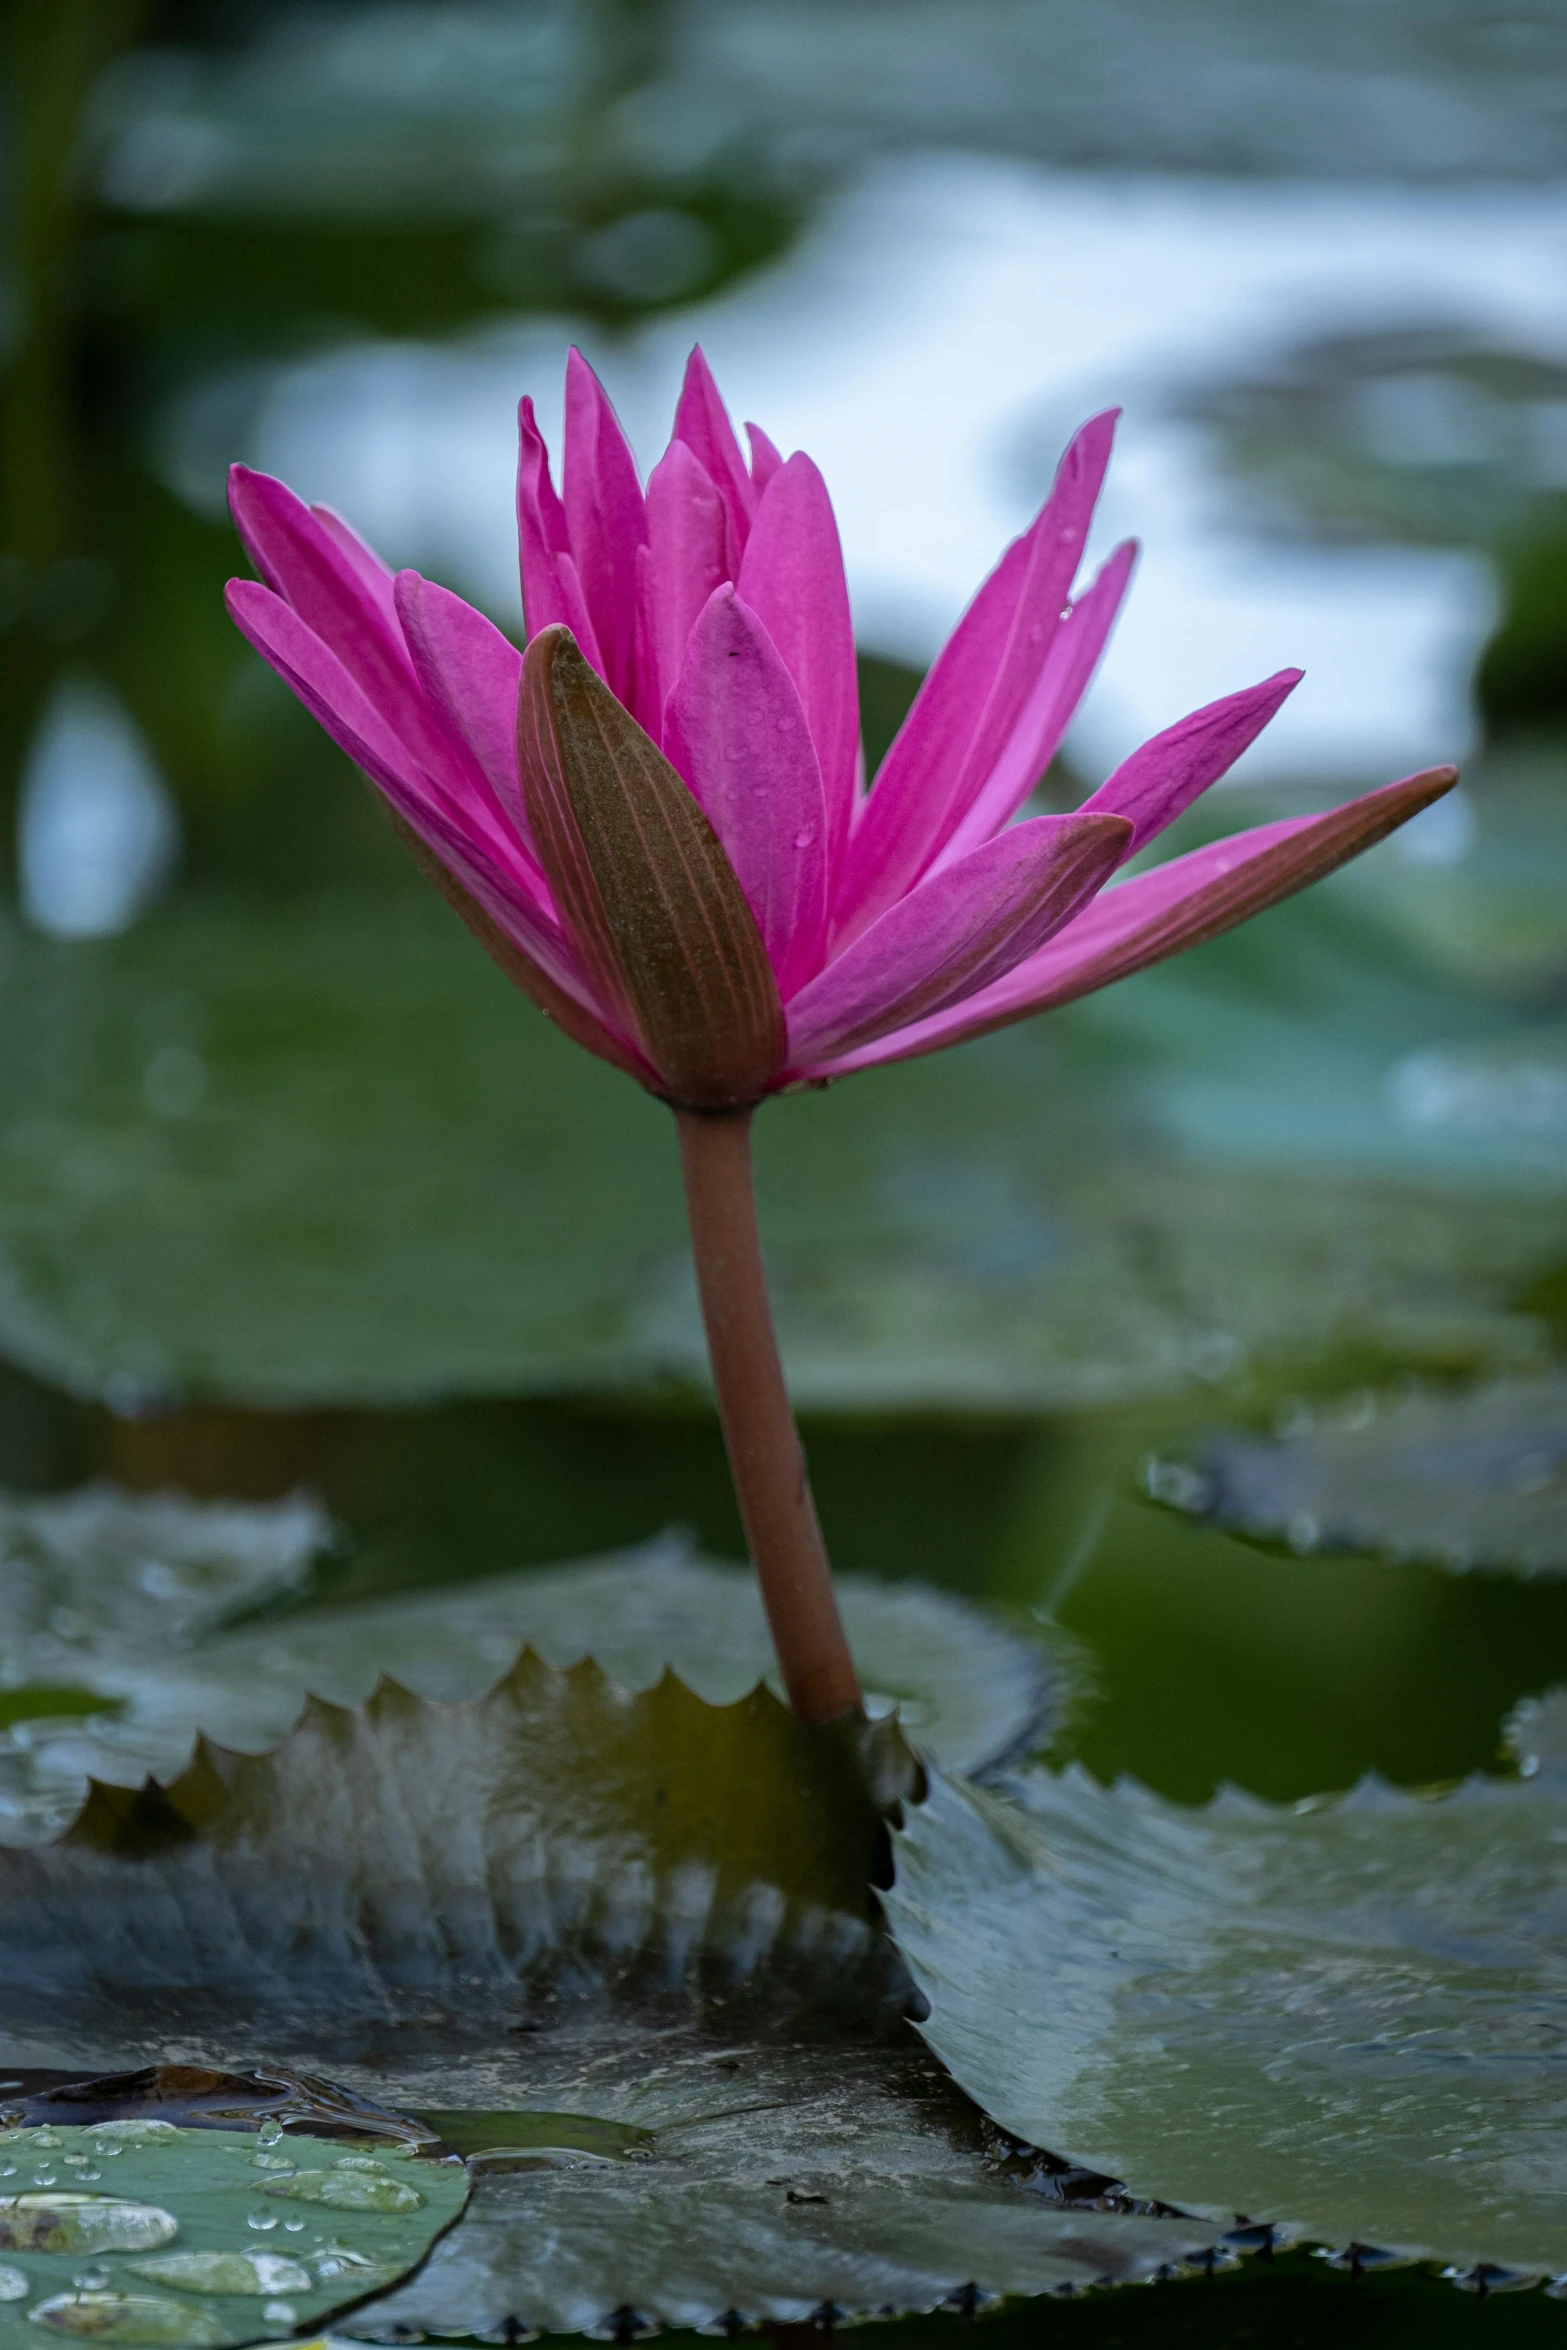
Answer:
0, 2123, 464, 2350
886, 1748, 1567, 2276
1149, 1373, 1567, 1574
0, 885, 1555, 1415
0, 1491, 1065, 1841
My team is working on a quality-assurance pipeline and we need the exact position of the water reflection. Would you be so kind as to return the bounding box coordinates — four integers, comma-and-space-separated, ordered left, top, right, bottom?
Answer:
180, 158, 1567, 787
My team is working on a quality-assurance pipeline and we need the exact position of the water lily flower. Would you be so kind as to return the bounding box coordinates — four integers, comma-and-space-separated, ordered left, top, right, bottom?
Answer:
225, 347, 1455, 1725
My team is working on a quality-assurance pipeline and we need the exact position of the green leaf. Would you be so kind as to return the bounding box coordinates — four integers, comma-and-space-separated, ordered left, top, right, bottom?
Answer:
0, 2120, 464, 2350
0, 1644, 1224, 2332
0, 886, 1555, 1412
330, 2022, 1229, 2336
0, 1654, 916, 2062
0, 1496, 1064, 1841
886, 1752, 1567, 2276
1151, 1373, 1567, 1575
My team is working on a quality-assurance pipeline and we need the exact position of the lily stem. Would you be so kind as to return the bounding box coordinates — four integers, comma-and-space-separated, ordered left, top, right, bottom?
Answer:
675, 1106, 862, 1726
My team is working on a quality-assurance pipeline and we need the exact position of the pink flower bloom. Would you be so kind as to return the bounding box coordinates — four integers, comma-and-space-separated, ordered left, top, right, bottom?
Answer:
225, 346, 1455, 1109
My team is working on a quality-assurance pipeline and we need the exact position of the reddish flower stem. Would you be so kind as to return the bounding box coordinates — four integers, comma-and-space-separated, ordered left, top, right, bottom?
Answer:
675, 1106, 862, 1725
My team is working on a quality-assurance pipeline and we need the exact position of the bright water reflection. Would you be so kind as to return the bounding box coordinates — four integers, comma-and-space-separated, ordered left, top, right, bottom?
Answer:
183, 158, 1567, 791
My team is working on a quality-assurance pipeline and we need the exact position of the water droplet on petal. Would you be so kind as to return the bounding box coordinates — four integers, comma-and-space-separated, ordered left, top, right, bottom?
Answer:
245, 2213, 277, 2232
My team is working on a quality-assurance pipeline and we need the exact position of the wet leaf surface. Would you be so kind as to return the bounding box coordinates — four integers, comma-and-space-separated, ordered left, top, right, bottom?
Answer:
0, 2123, 463, 2350
1152, 1374, 1567, 1574
887, 1750, 1567, 2275
0, 889, 1555, 1413
322, 2018, 1227, 2337
0, 1510, 1059, 1840
0, 1659, 916, 2063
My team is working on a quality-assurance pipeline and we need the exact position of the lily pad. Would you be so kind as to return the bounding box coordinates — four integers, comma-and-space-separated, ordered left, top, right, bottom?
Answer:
326, 2018, 1226, 2337
886, 1753, 1567, 2275
0, 888, 1555, 1414
0, 2124, 464, 2350
0, 1484, 329, 1672
1150, 1374, 1567, 1574
0, 1655, 916, 2064
0, 1649, 1231, 2330
0, 1511, 1061, 1841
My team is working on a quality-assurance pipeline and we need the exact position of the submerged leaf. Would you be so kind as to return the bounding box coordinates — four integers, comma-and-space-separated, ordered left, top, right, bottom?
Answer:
1155, 1374, 1567, 1574
0, 1525, 1057, 1843
887, 1749, 1567, 2275
0, 2124, 463, 2350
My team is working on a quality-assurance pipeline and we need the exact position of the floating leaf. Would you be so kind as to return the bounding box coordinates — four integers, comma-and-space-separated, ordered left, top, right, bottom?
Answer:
332, 2017, 1224, 2336
0, 1487, 328, 1670
0, 1523, 1055, 1842
1152, 1374, 1567, 1574
0, 888, 1555, 1413
0, 2125, 464, 2350
0, 1656, 915, 2064
886, 1752, 1567, 2275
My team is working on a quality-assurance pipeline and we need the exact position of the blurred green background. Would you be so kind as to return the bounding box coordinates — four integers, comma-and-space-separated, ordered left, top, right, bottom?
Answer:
2, 0, 1567, 1809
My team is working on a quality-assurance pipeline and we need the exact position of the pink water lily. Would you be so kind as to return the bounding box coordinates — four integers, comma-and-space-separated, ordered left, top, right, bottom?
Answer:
224, 346, 1456, 1729
224, 346, 1453, 1115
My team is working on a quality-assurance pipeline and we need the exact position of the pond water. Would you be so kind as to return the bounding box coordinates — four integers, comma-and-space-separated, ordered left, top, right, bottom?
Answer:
2, 2, 1567, 2342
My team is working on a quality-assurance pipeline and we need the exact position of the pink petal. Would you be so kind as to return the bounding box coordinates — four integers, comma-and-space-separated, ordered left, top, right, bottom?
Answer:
662, 586, 830, 998
309, 504, 401, 632
746, 421, 784, 491
1081, 667, 1303, 856
807, 767, 1459, 1075
228, 465, 476, 802
672, 346, 756, 567
936, 539, 1137, 867
635, 440, 730, 724
562, 348, 646, 705
226, 579, 576, 970
786, 810, 1131, 1063
516, 397, 603, 666
834, 410, 1119, 941
229, 583, 647, 1081
392, 571, 543, 874
736, 453, 860, 881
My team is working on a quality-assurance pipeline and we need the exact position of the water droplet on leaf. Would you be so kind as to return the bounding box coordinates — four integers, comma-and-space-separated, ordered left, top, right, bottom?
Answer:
27, 2291, 229, 2344
131, 2253, 309, 2297
260, 2170, 423, 2213
0, 2197, 179, 2254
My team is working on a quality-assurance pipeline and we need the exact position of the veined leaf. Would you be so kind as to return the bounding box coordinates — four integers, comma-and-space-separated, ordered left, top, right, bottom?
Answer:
887, 1744, 1567, 2276
0, 1656, 916, 2057
0, 1507, 1065, 1843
